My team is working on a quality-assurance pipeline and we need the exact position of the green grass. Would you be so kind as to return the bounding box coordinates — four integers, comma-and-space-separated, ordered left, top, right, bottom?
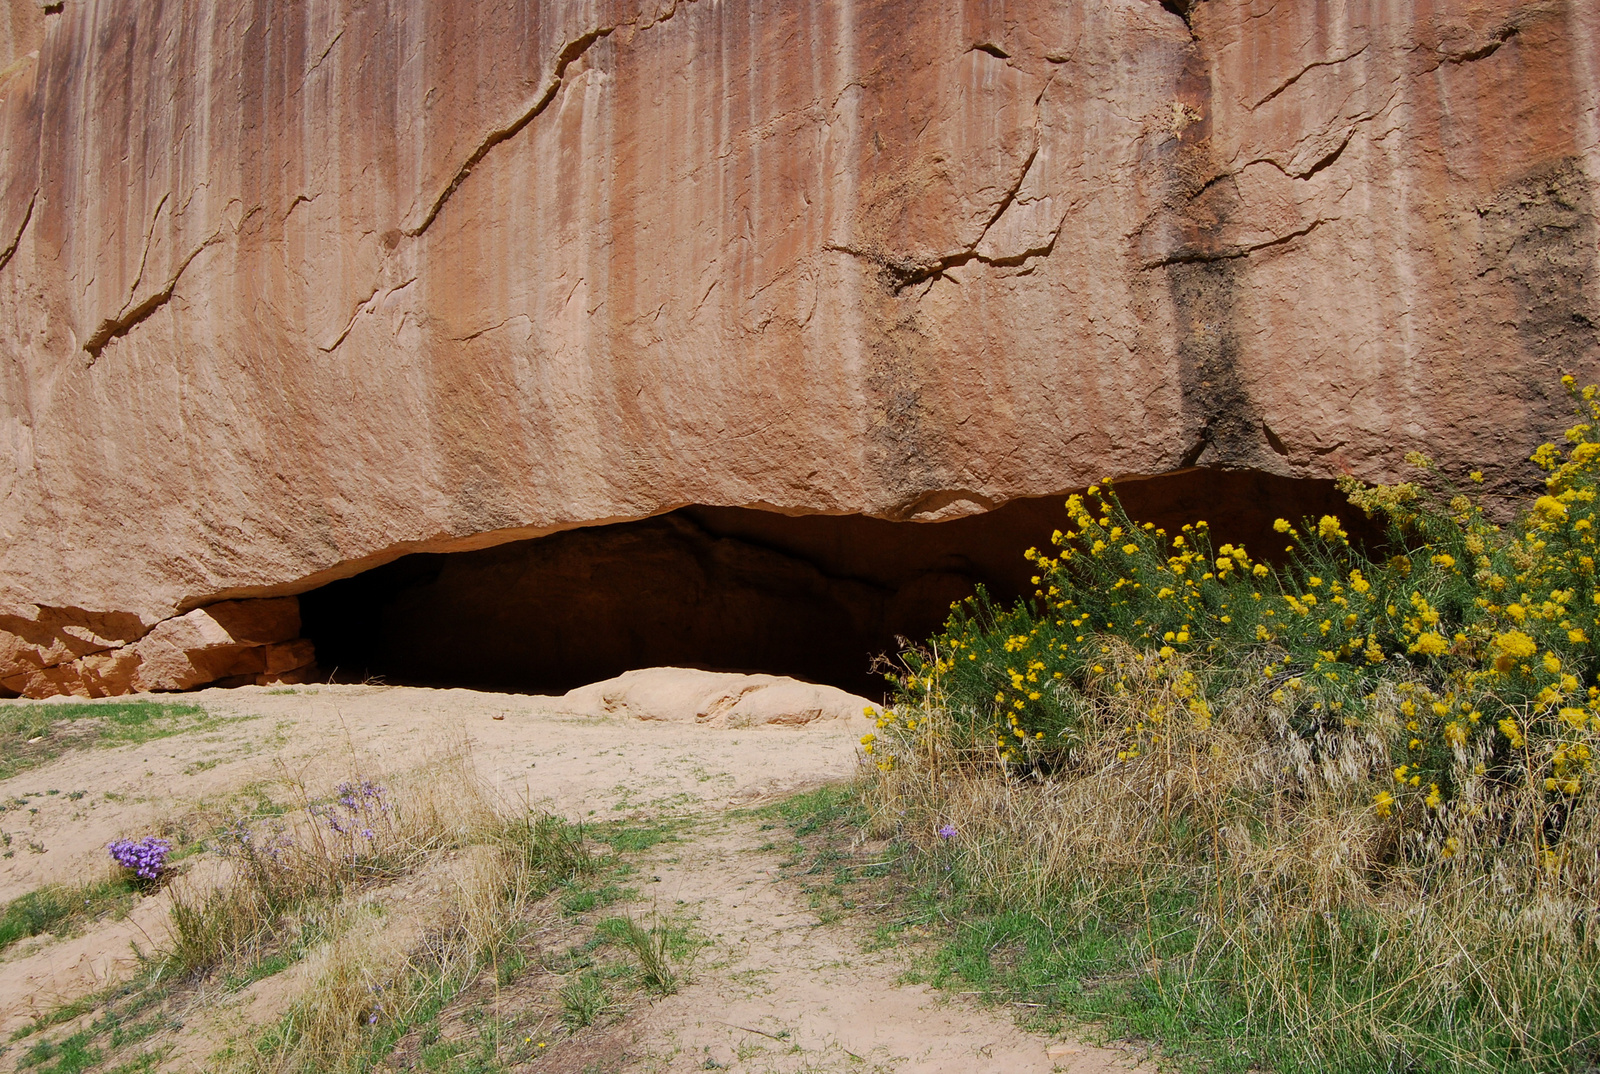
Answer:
912, 886, 1600, 1073
841, 757, 1600, 1074
595, 914, 699, 995
104, 1056, 164, 1074
591, 819, 684, 854
0, 701, 216, 780
11, 968, 174, 1043
769, 782, 1600, 1073
402, 1004, 543, 1074
11, 973, 178, 1070
558, 882, 632, 916
17, 1028, 100, 1073
103, 1056, 165, 1074
760, 786, 883, 928
222, 951, 296, 991
0, 879, 141, 955
758, 784, 862, 836
558, 970, 611, 1028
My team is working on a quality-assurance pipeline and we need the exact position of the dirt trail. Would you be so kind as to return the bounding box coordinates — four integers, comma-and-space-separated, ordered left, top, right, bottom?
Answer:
0, 681, 1145, 1073
611, 817, 1136, 1073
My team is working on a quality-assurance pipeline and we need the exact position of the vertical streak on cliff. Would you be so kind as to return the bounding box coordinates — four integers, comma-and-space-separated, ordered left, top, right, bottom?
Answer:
1571, 0, 1600, 325
1163, 37, 1262, 471
827, 0, 870, 505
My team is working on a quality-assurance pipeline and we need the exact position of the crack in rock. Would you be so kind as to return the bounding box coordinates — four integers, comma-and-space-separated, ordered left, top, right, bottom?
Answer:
403, 26, 614, 237
302, 25, 345, 86
125, 192, 173, 312
405, 2, 693, 239
1418, 2, 1556, 72
831, 128, 1061, 291
0, 187, 35, 274
1251, 45, 1369, 111
318, 276, 419, 353
1140, 218, 1327, 270
83, 230, 223, 358
1443, 24, 1518, 64
827, 218, 1064, 292
1292, 124, 1357, 179
318, 283, 382, 353
1229, 121, 1359, 185
1159, 0, 1203, 32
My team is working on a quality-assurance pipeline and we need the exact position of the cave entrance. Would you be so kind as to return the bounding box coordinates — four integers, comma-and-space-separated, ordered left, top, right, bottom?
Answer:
299, 469, 1371, 699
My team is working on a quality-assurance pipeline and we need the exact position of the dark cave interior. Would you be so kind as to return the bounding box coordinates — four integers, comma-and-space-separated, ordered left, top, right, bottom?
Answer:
299, 468, 1377, 699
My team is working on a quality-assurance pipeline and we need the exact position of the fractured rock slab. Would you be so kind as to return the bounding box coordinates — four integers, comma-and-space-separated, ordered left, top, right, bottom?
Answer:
1, 598, 315, 699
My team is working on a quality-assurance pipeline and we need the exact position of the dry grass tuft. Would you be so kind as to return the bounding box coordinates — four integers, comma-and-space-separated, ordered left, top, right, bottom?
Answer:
871, 642, 1600, 1071
167, 743, 498, 977
153, 742, 604, 1074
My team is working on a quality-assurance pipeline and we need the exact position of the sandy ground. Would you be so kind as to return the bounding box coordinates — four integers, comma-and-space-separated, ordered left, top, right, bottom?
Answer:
0, 682, 869, 903
0, 680, 1145, 1073
612, 818, 1135, 1074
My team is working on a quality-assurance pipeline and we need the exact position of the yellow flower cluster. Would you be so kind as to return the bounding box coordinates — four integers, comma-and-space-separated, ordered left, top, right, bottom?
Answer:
893, 381, 1600, 853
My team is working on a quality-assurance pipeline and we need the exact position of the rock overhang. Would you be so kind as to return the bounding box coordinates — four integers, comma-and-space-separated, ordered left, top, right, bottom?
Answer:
0, 0, 1592, 695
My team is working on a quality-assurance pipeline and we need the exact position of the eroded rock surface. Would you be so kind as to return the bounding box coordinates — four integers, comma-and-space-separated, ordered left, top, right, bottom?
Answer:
0, 0, 1596, 694
562, 667, 875, 727
0, 598, 315, 698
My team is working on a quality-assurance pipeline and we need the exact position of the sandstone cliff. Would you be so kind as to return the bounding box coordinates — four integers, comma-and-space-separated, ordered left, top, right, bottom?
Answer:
0, 0, 1596, 695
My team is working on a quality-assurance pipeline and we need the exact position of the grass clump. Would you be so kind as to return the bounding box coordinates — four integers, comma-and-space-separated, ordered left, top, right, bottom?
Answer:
597, 913, 690, 995
866, 378, 1600, 1072
0, 700, 212, 780
558, 970, 613, 1028
0, 878, 140, 955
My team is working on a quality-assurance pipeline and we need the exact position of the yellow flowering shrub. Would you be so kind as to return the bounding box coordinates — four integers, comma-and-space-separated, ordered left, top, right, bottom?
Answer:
886, 378, 1600, 868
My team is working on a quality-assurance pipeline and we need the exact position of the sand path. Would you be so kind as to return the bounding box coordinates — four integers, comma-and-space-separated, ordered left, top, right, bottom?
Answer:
0, 681, 1144, 1073
611, 816, 1135, 1074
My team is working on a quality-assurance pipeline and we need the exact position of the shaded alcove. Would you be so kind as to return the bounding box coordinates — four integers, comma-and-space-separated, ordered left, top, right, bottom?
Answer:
299, 468, 1378, 698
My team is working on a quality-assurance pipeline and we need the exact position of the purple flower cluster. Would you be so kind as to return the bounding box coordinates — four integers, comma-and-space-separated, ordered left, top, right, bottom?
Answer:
107, 835, 173, 880
221, 818, 293, 863
937, 824, 958, 840
313, 779, 389, 842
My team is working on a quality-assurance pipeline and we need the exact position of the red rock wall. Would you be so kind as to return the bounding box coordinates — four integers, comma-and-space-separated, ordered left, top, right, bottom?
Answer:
0, 0, 1596, 694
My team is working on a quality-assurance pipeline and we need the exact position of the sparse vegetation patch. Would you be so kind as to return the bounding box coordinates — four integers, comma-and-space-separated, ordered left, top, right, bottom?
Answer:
860, 379, 1600, 1072
0, 701, 215, 781
0, 879, 141, 956
9, 746, 703, 1074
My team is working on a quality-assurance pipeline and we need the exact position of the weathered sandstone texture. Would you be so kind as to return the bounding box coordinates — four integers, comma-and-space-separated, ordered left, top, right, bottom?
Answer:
0, 597, 312, 696
0, 0, 1596, 695
562, 667, 874, 727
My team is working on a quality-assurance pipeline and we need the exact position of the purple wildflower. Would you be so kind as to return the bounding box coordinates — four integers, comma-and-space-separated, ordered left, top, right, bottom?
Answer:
937, 824, 957, 840
108, 836, 173, 880
319, 780, 388, 837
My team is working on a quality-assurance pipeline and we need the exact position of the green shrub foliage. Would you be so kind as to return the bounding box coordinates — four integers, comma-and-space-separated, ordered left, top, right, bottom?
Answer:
875, 377, 1600, 867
